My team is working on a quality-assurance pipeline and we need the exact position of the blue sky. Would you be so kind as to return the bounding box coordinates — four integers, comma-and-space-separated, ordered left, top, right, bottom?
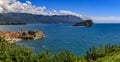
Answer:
19, 0, 120, 17
0, 0, 114, 23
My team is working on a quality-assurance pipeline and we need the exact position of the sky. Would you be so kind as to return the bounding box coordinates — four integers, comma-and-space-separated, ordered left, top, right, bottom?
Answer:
20, 0, 120, 16
0, 0, 120, 23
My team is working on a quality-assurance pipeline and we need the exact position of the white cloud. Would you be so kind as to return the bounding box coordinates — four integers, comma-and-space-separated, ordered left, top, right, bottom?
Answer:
0, 0, 89, 20
0, 7, 3, 13
0, 0, 120, 23
59, 10, 85, 19
0, 0, 84, 17
0, 0, 48, 15
26, 1, 31, 5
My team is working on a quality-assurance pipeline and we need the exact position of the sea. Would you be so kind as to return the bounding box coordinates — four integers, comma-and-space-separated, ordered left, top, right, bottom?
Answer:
0, 24, 120, 55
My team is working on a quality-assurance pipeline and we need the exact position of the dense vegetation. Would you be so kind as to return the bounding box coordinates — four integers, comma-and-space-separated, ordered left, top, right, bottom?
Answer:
0, 37, 81, 62
0, 37, 120, 62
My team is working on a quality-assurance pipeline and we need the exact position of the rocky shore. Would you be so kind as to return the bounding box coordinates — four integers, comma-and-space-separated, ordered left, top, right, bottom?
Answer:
0, 30, 44, 43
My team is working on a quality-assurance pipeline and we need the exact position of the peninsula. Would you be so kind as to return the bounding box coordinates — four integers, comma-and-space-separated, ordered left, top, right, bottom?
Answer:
0, 30, 44, 43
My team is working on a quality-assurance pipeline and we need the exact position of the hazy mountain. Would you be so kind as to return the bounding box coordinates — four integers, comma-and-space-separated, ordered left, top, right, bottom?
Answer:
0, 13, 83, 24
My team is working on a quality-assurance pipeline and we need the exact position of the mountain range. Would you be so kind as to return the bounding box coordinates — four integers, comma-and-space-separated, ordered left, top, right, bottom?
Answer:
0, 13, 84, 24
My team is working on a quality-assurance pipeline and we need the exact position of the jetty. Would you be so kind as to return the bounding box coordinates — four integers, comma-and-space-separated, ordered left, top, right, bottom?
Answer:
0, 30, 44, 43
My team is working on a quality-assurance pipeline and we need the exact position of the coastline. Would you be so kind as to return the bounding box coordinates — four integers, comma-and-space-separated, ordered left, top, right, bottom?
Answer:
9, 38, 22, 44
0, 30, 44, 43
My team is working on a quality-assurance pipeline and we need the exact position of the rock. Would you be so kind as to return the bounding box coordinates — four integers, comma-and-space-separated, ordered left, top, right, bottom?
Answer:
73, 20, 93, 27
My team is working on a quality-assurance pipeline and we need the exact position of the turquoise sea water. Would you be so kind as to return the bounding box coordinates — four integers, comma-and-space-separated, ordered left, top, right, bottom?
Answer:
0, 24, 120, 55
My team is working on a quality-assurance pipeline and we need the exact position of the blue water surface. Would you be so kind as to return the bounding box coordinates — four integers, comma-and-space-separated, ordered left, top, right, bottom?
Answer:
0, 24, 120, 55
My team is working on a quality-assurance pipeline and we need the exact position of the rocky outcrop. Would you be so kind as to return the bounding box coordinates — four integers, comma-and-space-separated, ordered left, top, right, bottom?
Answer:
0, 30, 44, 43
20, 30, 44, 40
73, 20, 93, 27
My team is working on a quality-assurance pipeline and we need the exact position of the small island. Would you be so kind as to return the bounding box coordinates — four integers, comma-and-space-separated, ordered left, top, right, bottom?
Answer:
0, 30, 44, 43
73, 20, 93, 27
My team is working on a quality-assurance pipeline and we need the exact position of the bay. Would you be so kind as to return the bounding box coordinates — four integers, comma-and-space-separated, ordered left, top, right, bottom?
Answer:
0, 24, 120, 55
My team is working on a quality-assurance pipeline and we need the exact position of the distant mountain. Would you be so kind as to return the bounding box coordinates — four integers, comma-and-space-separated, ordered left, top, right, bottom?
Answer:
0, 13, 83, 24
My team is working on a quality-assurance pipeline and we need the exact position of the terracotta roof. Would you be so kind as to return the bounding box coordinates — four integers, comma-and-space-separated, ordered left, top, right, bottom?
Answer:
0, 31, 4, 35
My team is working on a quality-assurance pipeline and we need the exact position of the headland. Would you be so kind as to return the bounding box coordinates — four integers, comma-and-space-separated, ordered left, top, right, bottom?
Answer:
0, 30, 44, 43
